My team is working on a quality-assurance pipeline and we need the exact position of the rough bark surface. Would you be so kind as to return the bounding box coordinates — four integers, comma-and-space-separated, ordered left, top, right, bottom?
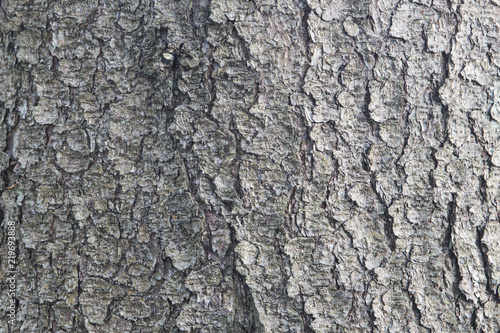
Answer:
1, 0, 500, 331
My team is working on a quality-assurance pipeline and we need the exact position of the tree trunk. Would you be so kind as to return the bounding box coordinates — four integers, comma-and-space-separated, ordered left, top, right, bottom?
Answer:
1, 0, 500, 331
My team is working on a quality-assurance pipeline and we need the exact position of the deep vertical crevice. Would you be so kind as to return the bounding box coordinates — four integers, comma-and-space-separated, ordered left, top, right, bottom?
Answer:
296, 0, 315, 181
403, 269, 432, 332
476, 226, 499, 301
227, 223, 263, 332
370, 173, 397, 251
444, 193, 466, 306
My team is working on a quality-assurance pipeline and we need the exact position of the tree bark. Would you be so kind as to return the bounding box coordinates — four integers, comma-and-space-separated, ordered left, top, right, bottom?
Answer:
1, 0, 500, 331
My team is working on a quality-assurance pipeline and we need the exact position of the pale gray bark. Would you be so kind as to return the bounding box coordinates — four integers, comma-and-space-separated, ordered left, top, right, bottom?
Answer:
1, 0, 500, 332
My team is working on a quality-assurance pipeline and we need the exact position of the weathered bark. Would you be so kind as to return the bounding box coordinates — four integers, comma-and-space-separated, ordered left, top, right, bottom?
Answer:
1, 0, 500, 331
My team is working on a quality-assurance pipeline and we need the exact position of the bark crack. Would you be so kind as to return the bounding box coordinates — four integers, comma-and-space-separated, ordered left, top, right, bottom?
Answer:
296, 0, 315, 181
476, 226, 500, 301
371, 171, 397, 252
444, 194, 468, 307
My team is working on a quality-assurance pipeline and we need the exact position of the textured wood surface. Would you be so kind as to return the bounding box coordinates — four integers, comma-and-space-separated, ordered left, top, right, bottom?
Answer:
1, 0, 500, 331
